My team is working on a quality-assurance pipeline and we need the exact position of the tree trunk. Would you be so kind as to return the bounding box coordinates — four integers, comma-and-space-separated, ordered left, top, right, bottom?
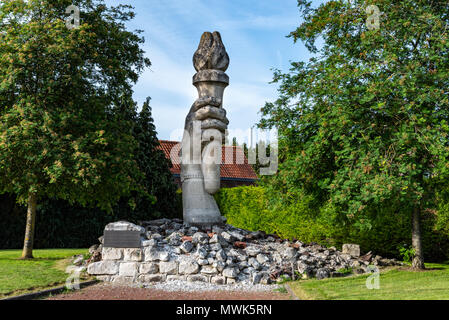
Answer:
21, 193, 37, 259
411, 206, 425, 270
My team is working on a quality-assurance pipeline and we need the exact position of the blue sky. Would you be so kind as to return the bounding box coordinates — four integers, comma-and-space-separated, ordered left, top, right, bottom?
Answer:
104, 0, 313, 143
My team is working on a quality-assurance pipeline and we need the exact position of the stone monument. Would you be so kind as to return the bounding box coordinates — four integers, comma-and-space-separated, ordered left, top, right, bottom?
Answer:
181, 31, 230, 227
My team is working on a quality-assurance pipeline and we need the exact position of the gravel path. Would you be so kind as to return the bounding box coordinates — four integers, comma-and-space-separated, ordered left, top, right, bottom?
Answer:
47, 282, 291, 300
150, 279, 280, 292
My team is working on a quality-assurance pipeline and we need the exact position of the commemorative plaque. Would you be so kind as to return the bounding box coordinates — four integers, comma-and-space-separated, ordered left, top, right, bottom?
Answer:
103, 230, 141, 248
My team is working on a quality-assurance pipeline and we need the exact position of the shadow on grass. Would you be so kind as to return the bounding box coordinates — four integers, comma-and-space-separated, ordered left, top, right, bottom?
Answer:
397, 266, 446, 272
0, 257, 64, 261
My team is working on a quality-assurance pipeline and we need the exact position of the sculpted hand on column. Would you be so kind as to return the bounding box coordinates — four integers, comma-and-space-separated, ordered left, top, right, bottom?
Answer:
182, 96, 229, 191
186, 96, 228, 135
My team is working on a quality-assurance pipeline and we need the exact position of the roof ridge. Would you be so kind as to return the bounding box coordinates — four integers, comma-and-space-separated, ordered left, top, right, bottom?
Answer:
157, 140, 257, 180
159, 140, 244, 148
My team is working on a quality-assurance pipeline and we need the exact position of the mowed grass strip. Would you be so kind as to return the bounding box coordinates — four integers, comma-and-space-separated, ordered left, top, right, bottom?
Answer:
290, 263, 449, 300
0, 249, 88, 298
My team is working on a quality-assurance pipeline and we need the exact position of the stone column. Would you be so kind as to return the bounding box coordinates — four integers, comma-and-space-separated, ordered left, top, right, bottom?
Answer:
181, 31, 230, 227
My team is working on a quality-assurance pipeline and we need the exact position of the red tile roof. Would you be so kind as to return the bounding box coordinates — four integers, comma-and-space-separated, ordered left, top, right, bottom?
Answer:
158, 140, 258, 180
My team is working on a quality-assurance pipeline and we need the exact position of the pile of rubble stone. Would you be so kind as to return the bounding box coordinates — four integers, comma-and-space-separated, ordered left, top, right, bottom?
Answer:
86, 219, 402, 286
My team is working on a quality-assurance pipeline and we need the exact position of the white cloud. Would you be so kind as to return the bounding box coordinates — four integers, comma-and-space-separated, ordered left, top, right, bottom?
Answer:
135, 45, 197, 101
131, 37, 278, 140
112, 0, 301, 140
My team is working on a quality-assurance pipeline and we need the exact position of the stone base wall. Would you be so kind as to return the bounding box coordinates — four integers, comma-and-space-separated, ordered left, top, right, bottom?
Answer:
88, 246, 265, 285
87, 219, 403, 286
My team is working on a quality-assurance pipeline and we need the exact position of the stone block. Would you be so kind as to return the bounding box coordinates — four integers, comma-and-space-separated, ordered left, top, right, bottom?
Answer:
104, 221, 145, 234
211, 276, 226, 285
251, 272, 263, 284
248, 257, 261, 270
140, 262, 159, 274
236, 253, 248, 262
145, 218, 171, 226
260, 273, 272, 285
222, 267, 239, 278
237, 273, 250, 283
220, 232, 233, 242
197, 259, 209, 266
159, 251, 170, 262
179, 258, 200, 275
87, 261, 119, 275
316, 268, 330, 280
187, 275, 209, 283
242, 267, 254, 275
351, 260, 361, 268
144, 247, 160, 261
342, 244, 360, 257
340, 253, 353, 261
256, 254, 270, 264
229, 231, 245, 242
195, 245, 209, 259
238, 261, 249, 269
200, 265, 218, 275
139, 274, 166, 283
95, 275, 111, 282
209, 234, 228, 247
167, 275, 187, 282
216, 249, 227, 261
192, 232, 209, 244
214, 261, 225, 272
124, 248, 143, 262
210, 243, 222, 251
142, 239, 157, 247
297, 261, 309, 274
102, 248, 123, 261
119, 262, 139, 277
111, 276, 134, 284
283, 247, 297, 259
180, 241, 194, 253
89, 244, 99, 255
159, 261, 178, 275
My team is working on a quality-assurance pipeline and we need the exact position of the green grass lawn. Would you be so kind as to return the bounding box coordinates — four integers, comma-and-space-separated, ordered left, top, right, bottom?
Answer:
0, 249, 88, 298
289, 263, 449, 300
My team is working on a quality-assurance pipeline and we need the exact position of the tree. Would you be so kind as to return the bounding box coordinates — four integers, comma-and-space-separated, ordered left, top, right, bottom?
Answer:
260, 0, 449, 269
242, 141, 265, 176
0, 0, 151, 258
115, 97, 180, 219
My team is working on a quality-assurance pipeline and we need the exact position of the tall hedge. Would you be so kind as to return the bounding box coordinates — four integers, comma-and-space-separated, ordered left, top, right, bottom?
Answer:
215, 186, 449, 261
0, 99, 182, 249
0, 189, 182, 249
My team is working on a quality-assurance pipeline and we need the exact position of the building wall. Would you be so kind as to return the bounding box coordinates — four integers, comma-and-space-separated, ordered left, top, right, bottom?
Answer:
172, 176, 255, 189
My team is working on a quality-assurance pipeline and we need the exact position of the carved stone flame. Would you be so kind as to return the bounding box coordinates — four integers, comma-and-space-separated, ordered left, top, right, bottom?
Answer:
193, 31, 229, 72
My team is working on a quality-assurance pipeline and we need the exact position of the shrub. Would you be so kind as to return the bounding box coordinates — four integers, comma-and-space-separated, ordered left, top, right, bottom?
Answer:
215, 186, 449, 261
398, 244, 415, 263
0, 191, 182, 249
